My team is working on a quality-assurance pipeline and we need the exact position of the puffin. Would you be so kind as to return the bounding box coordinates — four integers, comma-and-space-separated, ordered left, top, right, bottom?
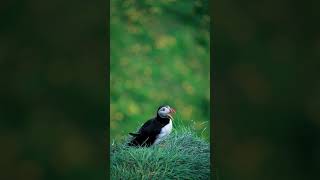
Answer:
127, 105, 176, 147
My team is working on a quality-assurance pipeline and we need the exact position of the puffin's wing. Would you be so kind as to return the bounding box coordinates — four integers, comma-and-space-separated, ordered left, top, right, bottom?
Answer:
128, 119, 153, 136
138, 119, 154, 133
141, 119, 162, 137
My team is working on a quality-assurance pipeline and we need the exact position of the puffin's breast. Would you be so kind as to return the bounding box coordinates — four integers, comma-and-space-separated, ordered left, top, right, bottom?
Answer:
154, 120, 172, 144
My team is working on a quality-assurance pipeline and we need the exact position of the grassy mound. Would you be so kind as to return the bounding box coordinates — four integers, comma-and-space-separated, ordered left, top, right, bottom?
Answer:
111, 128, 210, 179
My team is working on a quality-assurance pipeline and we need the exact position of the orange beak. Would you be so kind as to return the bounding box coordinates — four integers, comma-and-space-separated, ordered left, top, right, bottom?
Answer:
170, 108, 176, 114
168, 108, 176, 120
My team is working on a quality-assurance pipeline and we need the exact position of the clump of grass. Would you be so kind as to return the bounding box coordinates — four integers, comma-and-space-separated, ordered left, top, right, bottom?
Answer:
111, 127, 210, 179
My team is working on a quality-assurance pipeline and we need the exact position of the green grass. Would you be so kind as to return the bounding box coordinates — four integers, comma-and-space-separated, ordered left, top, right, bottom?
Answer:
111, 126, 210, 179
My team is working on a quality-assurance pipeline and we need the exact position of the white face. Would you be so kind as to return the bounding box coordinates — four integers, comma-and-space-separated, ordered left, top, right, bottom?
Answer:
158, 105, 174, 119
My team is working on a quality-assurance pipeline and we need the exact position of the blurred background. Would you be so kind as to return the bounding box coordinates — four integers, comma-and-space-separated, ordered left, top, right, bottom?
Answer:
214, 0, 320, 179
110, 0, 210, 141
0, 1, 106, 180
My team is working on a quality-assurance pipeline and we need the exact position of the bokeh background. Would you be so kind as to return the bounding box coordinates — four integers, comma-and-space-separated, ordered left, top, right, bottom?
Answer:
0, 1, 106, 180
214, 0, 320, 179
110, 0, 210, 141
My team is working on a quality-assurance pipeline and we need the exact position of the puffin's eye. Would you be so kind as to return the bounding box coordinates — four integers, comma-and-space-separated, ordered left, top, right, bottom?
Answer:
161, 108, 165, 111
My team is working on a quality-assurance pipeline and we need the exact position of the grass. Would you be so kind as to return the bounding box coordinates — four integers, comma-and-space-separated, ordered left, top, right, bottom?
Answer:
111, 126, 210, 179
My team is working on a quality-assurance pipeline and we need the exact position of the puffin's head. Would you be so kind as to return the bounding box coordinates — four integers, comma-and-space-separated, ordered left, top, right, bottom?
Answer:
157, 105, 176, 119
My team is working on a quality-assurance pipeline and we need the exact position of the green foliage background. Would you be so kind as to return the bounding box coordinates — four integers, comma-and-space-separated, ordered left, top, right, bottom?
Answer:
110, 0, 210, 141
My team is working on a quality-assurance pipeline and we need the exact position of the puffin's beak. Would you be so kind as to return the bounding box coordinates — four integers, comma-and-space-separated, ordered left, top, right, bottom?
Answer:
168, 108, 176, 120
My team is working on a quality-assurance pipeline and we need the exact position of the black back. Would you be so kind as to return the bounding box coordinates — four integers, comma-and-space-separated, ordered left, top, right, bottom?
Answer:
128, 107, 171, 147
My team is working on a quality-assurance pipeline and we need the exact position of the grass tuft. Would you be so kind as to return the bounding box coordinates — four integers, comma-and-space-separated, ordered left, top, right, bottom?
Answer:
111, 127, 210, 179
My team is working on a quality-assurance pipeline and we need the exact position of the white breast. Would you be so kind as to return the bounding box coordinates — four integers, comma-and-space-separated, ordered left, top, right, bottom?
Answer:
154, 119, 172, 145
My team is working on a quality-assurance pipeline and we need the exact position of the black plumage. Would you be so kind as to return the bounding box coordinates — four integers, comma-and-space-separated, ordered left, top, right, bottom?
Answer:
128, 105, 175, 147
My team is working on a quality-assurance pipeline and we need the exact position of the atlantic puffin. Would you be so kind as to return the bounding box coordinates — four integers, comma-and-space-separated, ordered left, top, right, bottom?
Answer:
128, 105, 176, 147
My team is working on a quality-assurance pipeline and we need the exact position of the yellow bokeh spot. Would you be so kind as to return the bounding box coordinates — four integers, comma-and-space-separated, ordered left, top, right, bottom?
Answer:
155, 35, 176, 49
128, 102, 139, 115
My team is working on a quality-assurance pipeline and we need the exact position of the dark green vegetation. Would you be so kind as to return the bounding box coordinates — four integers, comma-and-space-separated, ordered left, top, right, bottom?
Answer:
111, 127, 210, 179
214, 0, 320, 180
0, 1, 106, 180
110, 0, 210, 141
